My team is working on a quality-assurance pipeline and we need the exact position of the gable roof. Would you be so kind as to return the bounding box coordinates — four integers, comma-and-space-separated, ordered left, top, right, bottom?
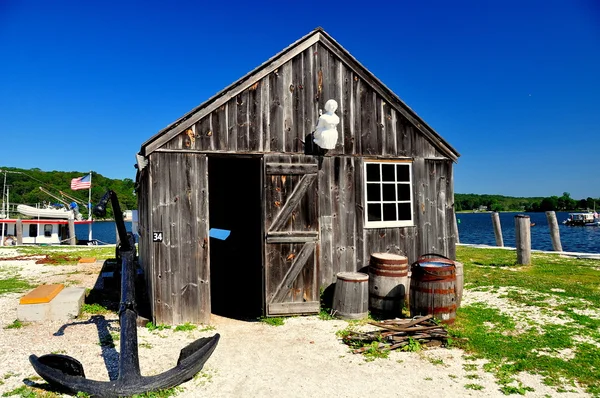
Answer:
141, 28, 460, 161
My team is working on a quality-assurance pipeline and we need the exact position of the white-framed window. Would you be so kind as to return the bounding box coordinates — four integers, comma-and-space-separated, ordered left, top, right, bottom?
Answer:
364, 160, 414, 228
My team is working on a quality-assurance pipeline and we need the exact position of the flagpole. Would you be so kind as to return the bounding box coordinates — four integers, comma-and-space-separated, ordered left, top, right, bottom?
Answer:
88, 171, 93, 242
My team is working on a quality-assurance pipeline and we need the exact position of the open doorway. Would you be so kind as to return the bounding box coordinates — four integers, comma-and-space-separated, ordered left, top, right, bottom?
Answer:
208, 156, 263, 319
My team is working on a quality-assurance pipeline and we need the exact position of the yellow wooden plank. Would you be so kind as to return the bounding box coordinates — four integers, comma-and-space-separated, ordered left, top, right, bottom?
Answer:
20, 284, 64, 305
78, 257, 97, 263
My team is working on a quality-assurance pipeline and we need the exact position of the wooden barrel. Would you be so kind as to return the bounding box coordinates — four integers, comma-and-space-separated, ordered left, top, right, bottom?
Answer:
368, 253, 409, 317
410, 254, 457, 324
332, 272, 369, 320
455, 261, 464, 307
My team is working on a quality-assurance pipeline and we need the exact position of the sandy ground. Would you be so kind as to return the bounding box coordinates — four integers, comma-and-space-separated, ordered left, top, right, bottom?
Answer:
0, 250, 590, 397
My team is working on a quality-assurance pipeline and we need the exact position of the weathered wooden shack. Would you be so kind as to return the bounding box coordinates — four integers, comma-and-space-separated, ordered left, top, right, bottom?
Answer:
136, 28, 460, 325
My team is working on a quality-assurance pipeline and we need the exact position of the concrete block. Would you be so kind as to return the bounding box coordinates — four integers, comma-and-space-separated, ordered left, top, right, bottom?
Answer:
17, 287, 86, 322
50, 287, 86, 319
17, 302, 51, 322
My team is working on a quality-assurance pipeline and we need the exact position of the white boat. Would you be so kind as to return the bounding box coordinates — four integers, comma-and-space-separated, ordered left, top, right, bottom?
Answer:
1, 217, 92, 246
16, 204, 82, 220
563, 212, 600, 226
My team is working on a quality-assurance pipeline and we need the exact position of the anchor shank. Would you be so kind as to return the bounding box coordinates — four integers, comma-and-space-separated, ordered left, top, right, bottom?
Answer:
118, 248, 141, 380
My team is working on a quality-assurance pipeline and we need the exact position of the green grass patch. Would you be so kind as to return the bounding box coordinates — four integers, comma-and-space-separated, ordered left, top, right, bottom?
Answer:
146, 322, 171, 332
453, 246, 600, 394
1, 385, 61, 397
362, 341, 390, 362
174, 323, 196, 332
464, 383, 484, 391
14, 245, 115, 260
259, 316, 285, 326
0, 272, 33, 296
4, 319, 25, 329
318, 307, 335, 320
81, 303, 111, 315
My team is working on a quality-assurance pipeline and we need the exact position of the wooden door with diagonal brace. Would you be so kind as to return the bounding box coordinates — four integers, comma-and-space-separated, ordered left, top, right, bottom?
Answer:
263, 154, 320, 316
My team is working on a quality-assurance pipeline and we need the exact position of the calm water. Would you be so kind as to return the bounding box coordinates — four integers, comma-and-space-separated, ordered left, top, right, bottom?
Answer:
82, 213, 600, 254
457, 212, 600, 254
75, 221, 132, 245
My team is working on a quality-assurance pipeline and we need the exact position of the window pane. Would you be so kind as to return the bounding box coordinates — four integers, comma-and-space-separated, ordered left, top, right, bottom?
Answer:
366, 163, 380, 182
397, 164, 410, 182
398, 203, 411, 221
383, 203, 397, 221
44, 224, 53, 237
382, 164, 395, 182
29, 224, 38, 237
382, 183, 395, 201
367, 204, 382, 221
366, 183, 380, 201
397, 184, 411, 201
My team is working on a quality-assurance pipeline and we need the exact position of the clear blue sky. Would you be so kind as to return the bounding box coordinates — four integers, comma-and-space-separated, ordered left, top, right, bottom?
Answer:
1, 0, 598, 199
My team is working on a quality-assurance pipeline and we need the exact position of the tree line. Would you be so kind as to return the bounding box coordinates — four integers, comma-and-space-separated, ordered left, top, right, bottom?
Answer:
455, 192, 599, 212
0, 167, 136, 219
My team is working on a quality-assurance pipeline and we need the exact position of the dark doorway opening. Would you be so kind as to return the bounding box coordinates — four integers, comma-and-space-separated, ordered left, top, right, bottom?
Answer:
209, 156, 263, 319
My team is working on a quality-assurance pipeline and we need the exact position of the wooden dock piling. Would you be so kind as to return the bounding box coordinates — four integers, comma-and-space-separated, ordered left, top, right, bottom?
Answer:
515, 215, 531, 265
491, 212, 504, 247
545, 211, 563, 252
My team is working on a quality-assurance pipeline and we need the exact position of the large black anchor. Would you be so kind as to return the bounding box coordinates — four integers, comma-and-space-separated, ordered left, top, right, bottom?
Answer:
29, 190, 220, 397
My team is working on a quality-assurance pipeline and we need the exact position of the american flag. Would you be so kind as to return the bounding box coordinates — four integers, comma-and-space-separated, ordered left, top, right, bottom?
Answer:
71, 174, 92, 190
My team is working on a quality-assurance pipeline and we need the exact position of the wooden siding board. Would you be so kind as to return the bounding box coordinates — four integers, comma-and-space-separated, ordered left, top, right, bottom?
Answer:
282, 61, 294, 153
266, 163, 318, 175
248, 83, 261, 151
340, 157, 357, 272
376, 96, 385, 155
268, 301, 320, 315
227, 98, 238, 152
331, 157, 342, 278
261, 75, 270, 152
354, 157, 365, 271
268, 71, 283, 152
198, 154, 210, 323
169, 156, 182, 324
341, 64, 353, 154
388, 108, 398, 156
213, 104, 228, 151
353, 76, 362, 155
303, 45, 316, 142
316, 43, 327, 110
318, 157, 334, 286
237, 91, 250, 151
446, 160, 456, 260
292, 54, 304, 153
327, 57, 343, 156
